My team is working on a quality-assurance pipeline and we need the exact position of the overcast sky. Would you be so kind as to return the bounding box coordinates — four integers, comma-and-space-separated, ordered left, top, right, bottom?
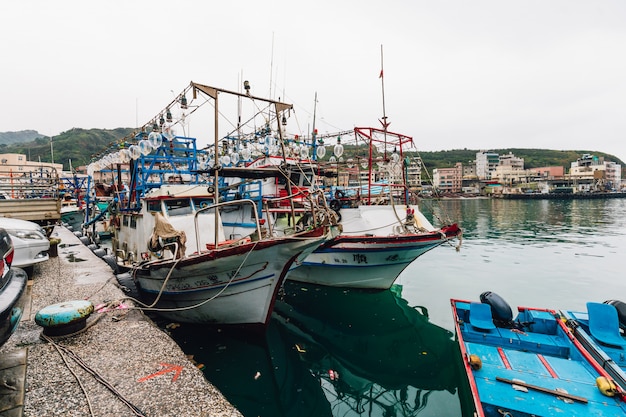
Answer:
2, 0, 625, 162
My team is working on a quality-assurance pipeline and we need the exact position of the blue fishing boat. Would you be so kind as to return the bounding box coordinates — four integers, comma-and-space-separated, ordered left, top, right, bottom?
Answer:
562, 300, 626, 391
451, 292, 626, 416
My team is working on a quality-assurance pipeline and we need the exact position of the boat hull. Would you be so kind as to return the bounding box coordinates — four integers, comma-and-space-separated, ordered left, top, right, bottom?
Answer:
134, 235, 325, 325
287, 225, 459, 289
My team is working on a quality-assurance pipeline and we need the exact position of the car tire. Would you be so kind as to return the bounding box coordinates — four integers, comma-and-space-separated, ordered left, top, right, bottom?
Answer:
22, 265, 34, 277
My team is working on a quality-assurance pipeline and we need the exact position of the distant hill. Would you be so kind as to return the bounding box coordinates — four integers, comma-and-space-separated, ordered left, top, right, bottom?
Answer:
0, 128, 135, 171
0, 129, 623, 175
0, 130, 43, 144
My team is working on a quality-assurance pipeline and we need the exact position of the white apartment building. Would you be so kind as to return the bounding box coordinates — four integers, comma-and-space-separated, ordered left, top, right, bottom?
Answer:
475, 151, 500, 180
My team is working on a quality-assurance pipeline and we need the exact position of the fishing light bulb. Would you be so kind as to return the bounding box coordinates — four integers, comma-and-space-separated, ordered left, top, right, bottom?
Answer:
197, 153, 208, 164
333, 137, 344, 158
119, 149, 131, 163
139, 140, 152, 156
148, 132, 162, 149
316, 146, 326, 159
300, 145, 309, 159
391, 148, 400, 164
129, 145, 141, 160
241, 147, 251, 160
230, 152, 240, 166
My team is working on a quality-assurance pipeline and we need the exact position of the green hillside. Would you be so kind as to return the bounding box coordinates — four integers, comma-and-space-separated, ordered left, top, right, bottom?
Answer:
0, 128, 135, 171
0, 129, 623, 175
0, 130, 43, 144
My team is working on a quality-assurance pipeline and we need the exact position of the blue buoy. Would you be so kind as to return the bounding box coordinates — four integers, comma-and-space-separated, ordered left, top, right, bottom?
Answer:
35, 300, 94, 336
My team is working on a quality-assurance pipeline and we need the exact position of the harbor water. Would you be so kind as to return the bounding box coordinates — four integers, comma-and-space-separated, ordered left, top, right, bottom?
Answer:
167, 197, 626, 417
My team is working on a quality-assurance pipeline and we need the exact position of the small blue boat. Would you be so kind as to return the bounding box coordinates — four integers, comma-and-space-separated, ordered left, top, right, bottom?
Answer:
562, 300, 626, 391
451, 292, 626, 416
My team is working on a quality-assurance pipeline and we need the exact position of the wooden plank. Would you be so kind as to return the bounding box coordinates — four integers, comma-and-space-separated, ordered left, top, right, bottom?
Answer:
496, 376, 588, 404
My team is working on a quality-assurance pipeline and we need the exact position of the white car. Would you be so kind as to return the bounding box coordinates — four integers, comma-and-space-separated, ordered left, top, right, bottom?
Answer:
0, 217, 49, 276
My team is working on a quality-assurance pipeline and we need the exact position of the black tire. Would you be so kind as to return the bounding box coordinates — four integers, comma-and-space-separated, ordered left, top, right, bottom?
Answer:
115, 272, 140, 299
329, 199, 341, 212
22, 265, 34, 278
335, 190, 345, 199
102, 254, 119, 274
79, 236, 91, 246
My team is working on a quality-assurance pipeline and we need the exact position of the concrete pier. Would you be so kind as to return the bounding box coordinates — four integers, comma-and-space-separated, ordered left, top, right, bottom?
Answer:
0, 225, 243, 417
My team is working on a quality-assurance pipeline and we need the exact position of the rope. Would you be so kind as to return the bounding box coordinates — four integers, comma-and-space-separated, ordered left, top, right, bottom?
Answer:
44, 334, 95, 416
41, 334, 148, 417
120, 241, 260, 313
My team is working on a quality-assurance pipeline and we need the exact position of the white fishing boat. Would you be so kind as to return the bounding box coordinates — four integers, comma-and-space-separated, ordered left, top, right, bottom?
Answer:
219, 125, 461, 289
87, 82, 334, 326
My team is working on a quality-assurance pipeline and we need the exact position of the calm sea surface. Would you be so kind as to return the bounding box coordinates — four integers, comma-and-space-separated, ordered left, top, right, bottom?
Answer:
168, 197, 626, 417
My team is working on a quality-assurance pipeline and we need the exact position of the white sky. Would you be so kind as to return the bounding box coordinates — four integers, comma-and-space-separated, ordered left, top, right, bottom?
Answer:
2, 0, 625, 162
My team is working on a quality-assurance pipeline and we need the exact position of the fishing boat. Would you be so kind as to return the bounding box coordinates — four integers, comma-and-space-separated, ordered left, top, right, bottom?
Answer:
86, 81, 334, 326
451, 292, 626, 416
214, 118, 461, 289
562, 300, 626, 390
285, 126, 460, 289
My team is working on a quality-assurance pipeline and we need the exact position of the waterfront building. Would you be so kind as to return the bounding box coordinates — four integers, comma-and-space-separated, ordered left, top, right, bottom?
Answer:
433, 162, 463, 193
475, 151, 500, 180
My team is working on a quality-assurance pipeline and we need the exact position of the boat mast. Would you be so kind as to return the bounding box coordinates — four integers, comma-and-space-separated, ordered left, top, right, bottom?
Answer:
379, 44, 389, 155
312, 92, 317, 159
213, 89, 220, 246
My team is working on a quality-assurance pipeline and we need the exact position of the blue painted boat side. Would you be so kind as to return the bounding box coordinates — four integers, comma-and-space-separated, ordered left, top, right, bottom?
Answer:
452, 299, 626, 416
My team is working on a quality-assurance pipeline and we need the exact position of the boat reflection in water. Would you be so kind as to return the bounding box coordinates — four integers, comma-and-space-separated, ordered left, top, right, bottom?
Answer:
169, 281, 472, 416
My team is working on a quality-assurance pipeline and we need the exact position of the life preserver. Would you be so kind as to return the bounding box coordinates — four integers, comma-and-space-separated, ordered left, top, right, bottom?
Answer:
329, 199, 341, 212
335, 190, 345, 199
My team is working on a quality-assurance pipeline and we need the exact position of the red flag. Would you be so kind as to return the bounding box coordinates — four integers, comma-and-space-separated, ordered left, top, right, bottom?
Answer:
379, 69, 384, 78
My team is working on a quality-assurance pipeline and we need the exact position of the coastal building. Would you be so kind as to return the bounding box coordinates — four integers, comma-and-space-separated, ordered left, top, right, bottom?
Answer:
0, 153, 63, 175
475, 151, 500, 180
569, 154, 622, 191
432, 162, 463, 193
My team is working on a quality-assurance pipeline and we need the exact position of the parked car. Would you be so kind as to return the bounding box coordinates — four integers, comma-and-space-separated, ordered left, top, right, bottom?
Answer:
0, 228, 28, 347
0, 217, 49, 276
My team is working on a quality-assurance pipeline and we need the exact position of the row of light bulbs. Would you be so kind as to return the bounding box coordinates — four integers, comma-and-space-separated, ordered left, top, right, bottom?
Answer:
88, 129, 401, 177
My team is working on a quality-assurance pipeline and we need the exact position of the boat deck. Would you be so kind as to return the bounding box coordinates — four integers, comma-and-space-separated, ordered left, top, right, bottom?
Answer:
453, 299, 626, 416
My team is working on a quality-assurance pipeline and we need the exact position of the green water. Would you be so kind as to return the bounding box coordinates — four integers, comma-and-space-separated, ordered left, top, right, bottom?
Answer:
169, 197, 626, 417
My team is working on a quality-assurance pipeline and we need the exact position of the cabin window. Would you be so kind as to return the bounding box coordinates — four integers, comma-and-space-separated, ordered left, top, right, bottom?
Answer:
192, 198, 214, 211
147, 200, 161, 213
129, 215, 137, 229
164, 198, 192, 216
